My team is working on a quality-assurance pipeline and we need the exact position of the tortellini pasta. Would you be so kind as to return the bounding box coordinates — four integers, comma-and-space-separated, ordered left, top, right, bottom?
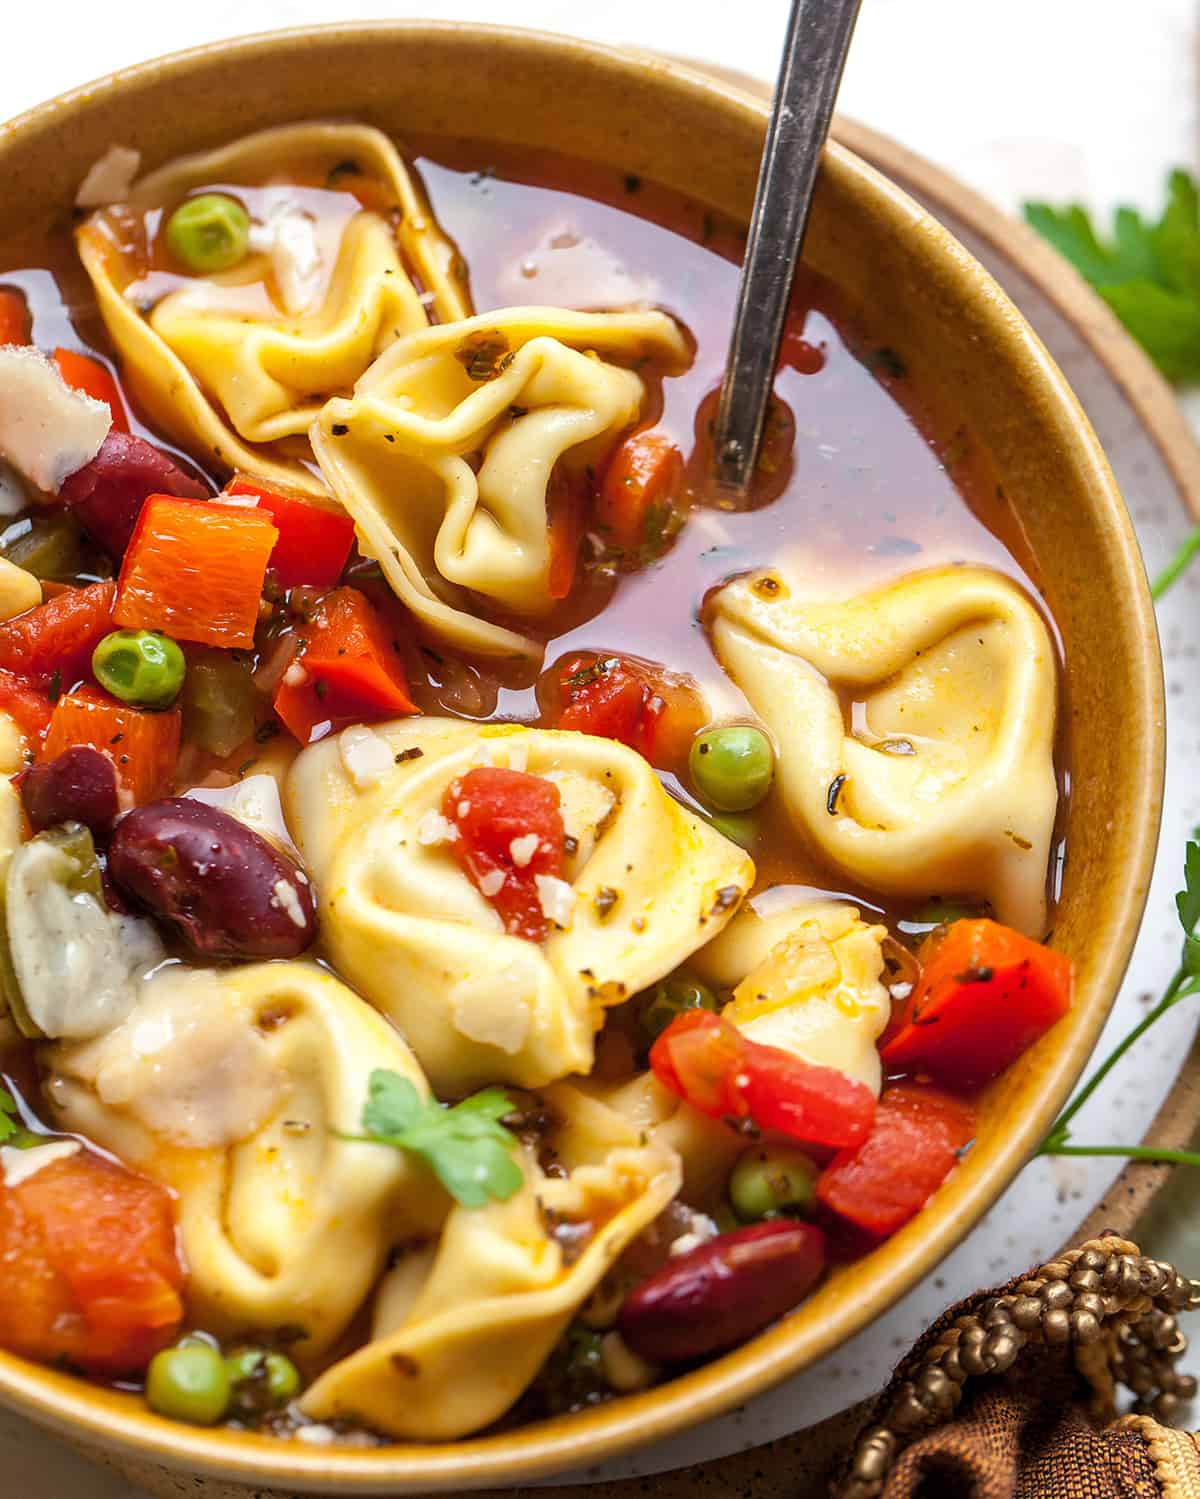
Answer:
693, 896, 892, 1095
311, 306, 691, 656
301, 1083, 680, 1438
44, 960, 444, 1355
711, 565, 1058, 936
284, 717, 754, 1094
76, 123, 471, 495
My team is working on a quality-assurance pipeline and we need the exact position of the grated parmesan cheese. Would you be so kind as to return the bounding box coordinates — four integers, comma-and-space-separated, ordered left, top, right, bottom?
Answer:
270, 879, 308, 930
282, 661, 308, 688
338, 724, 395, 790
477, 868, 506, 897
509, 833, 540, 868
417, 810, 458, 846
535, 873, 576, 929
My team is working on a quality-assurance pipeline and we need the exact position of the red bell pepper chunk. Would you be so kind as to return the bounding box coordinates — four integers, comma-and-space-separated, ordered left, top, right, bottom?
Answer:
272, 586, 417, 745
444, 766, 567, 942
226, 475, 356, 591
0, 668, 53, 745
816, 1083, 976, 1239
0, 288, 30, 346
551, 653, 706, 770
649, 1009, 876, 1151
0, 581, 116, 689
52, 348, 129, 433
881, 919, 1074, 1088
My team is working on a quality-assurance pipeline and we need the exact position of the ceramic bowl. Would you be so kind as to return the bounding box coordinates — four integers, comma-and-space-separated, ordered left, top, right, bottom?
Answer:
0, 21, 1164, 1497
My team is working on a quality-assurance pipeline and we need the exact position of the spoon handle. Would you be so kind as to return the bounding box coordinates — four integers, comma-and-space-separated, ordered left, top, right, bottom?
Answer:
711, 0, 862, 496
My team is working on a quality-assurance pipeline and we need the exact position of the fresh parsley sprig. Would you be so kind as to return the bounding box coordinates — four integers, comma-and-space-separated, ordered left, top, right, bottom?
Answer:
1040, 836, 1200, 1165
0, 1087, 39, 1150
339, 1069, 524, 1208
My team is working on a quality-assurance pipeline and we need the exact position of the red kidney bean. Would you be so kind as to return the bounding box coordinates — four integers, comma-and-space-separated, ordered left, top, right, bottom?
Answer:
59, 432, 210, 560
616, 1220, 827, 1364
107, 797, 316, 959
18, 747, 120, 839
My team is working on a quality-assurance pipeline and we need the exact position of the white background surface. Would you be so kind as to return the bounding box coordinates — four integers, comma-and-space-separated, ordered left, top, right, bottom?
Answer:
4, 1, 1200, 1493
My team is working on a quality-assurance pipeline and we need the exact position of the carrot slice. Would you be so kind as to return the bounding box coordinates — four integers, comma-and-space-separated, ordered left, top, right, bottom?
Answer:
546, 468, 586, 601
594, 430, 683, 558
114, 496, 277, 649
0, 581, 116, 688
42, 685, 180, 805
52, 349, 129, 433
0, 288, 30, 346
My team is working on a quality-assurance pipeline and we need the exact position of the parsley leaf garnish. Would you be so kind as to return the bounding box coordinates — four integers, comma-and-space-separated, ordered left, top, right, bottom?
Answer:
341, 1070, 524, 1208
1024, 171, 1200, 381
0, 1088, 39, 1150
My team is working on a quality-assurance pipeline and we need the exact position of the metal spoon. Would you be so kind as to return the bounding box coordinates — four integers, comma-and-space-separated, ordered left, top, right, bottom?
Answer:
711, 0, 863, 497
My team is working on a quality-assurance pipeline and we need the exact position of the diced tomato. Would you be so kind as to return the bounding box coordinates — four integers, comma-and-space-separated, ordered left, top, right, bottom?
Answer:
816, 1083, 976, 1238
650, 1009, 876, 1151
52, 348, 129, 433
0, 1146, 185, 1374
226, 474, 356, 590
550, 653, 706, 770
546, 468, 586, 601
114, 495, 277, 649
881, 919, 1074, 1088
444, 766, 567, 942
779, 325, 825, 374
0, 288, 30, 346
42, 686, 180, 805
0, 581, 116, 689
594, 430, 683, 560
0, 669, 53, 746
272, 586, 417, 745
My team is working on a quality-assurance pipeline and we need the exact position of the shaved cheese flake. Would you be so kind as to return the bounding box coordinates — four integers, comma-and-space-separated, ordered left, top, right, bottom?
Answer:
1, 1139, 81, 1188
417, 810, 458, 846
0, 461, 28, 517
0, 347, 110, 493
271, 879, 308, 930
75, 145, 141, 208
248, 193, 323, 317
338, 724, 394, 790
535, 873, 576, 929
509, 833, 540, 868
477, 868, 506, 898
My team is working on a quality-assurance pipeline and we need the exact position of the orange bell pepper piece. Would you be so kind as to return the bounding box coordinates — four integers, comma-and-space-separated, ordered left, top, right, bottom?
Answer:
52, 348, 129, 433
42, 685, 180, 805
0, 288, 30, 346
115, 496, 277, 649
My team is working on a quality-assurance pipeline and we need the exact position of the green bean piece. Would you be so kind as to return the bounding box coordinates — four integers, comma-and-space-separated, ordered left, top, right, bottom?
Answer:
729, 1144, 820, 1222
145, 1342, 231, 1426
641, 972, 719, 1040
93, 629, 186, 709
179, 647, 260, 756
706, 809, 758, 849
0, 511, 84, 581
165, 194, 251, 275
689, 725, 774, 812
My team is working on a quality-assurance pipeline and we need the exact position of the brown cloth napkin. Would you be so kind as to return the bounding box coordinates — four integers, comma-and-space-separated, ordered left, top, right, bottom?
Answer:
836, 1236, 1200, 1499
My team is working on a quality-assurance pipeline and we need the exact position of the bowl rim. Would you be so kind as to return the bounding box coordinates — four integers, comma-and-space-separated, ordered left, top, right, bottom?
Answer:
0, 18, 1166, 1492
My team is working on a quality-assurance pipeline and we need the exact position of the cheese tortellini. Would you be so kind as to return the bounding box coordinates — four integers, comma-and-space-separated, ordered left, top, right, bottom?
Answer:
711, 565, 1058, 936
311, 307, 691, 656
301, 1083, 680, 1438
44, 960, 444, 1354
284, 717, 754, 1094
76, 123, 471, 495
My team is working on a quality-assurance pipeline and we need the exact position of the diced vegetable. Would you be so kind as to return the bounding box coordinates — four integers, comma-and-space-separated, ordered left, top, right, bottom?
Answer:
649, 1010, 876, 1150
816, 1083, 976, 1238
52, 348, 129, 433
42, 685, 180, 805
0, 580, 116, 687
1, 510, 86, 581
728, 1144, 819, 1222
546, 468, 586, 601
225, 1348, 302, 1415
60, 432, 210, 562
147, 1341, 231, 1425
444, 766, 567, 942
551, 654, 706, 768
225, 475, 356, 590
689, 724, 774, 812
881, 919, 1074, 1087
272, 586, 416, 745
0, 668, 53, 745
93, 629, 186, 709
640, 971, 719, 1039
114, 496, 277, 649
179, 646, 260, 757
0, 288, 30, 347
779, 326, 825, 374
0, 1146, 185, 1374
165, 193, 250, 275
594, 430, 683, 559
19, 746, 120, 837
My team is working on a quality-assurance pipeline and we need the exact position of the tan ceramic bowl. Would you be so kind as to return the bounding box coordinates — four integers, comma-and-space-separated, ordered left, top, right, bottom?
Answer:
0, 21, 1164, 1497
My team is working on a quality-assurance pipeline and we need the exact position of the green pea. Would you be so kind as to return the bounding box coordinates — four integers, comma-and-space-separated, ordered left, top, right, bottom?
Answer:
689, 725, 774, 812
641, 972, 719, 1040
165, 194, 251, 274
908, 898, 984, 928
145, 1342, 231, 1426
225, 1348, 302, 1411
93, 629, 186, 708
729, 1145, 819, 1223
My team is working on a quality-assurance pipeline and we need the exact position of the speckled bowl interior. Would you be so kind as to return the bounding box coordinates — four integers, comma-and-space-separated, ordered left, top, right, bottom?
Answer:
0, 21, 1164, 1496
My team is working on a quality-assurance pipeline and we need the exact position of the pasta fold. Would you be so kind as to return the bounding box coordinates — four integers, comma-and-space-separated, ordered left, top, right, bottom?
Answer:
43, 960, 442, 1354
284, 717, 754, 1094
311, 307, 690, 656
711, 565, 1058, 935
76, 123, 470, 494
301, 1083, 680, 1439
